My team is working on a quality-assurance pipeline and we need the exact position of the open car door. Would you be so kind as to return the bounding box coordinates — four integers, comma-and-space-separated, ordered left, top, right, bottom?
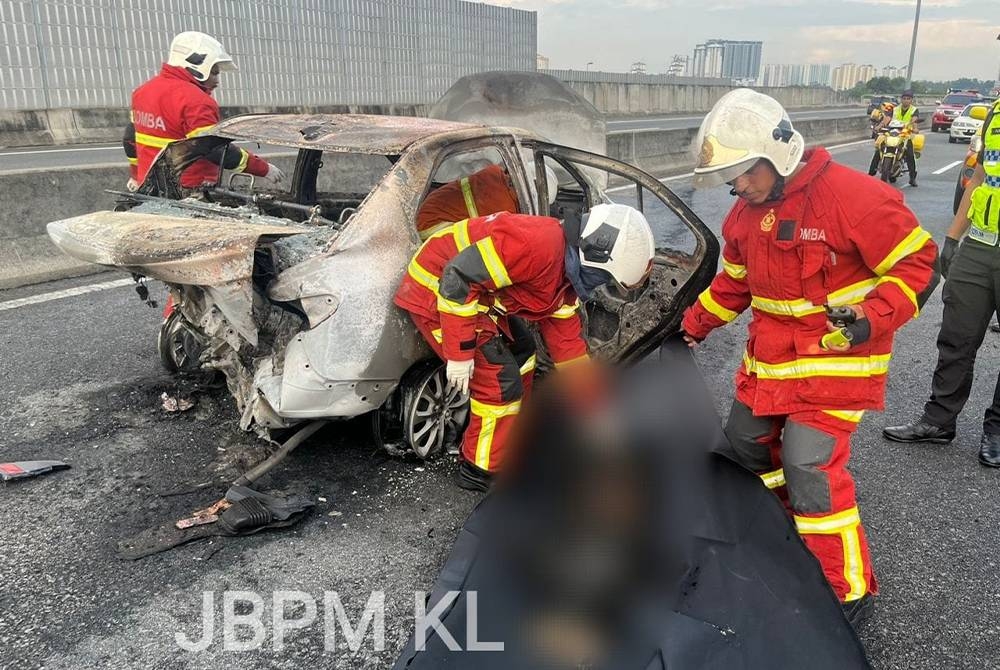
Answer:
523, 141, 719, 365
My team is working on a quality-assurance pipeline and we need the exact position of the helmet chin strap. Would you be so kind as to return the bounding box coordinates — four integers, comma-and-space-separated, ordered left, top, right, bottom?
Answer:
764, 175, 786, 202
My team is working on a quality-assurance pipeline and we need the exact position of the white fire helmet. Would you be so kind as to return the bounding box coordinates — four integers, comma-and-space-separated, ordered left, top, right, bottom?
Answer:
691, 88, 804, 188
578, 204, 655, 289
167, 31, 237, 83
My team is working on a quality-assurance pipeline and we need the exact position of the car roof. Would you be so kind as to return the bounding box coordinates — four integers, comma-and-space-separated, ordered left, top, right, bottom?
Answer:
212, 113, 488, 155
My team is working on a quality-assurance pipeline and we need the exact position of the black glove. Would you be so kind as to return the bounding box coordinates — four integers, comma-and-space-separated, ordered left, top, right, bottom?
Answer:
940, 237, 959, 278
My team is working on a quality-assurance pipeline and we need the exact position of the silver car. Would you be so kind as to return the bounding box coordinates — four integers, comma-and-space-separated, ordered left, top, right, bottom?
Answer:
46, 113, 717, 461
949, 102, 991, 143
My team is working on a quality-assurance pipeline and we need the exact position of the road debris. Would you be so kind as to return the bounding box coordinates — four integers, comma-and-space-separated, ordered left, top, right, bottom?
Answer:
160, 392, 195, 413
0, 460, 70, 482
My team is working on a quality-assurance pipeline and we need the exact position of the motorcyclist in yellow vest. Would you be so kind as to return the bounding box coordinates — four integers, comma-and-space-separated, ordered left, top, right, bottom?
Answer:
868, 90, 921, 186
883, 98, 1000, 466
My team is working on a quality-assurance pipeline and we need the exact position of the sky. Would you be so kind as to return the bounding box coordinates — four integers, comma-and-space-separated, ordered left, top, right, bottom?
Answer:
491, 0, 999, 81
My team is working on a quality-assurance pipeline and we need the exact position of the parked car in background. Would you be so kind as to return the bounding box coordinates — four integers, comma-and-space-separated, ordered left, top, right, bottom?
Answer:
949, 102, 993, 143
867, 95, 899, 116
932, 92, 983, 132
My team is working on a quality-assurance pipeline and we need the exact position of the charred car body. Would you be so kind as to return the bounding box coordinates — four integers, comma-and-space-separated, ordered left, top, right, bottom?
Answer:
47, 112, 717, 456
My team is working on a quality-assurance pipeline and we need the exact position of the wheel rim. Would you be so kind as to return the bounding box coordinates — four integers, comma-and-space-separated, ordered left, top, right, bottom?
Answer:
161, 313, 203, 372
406, 365, 469, 460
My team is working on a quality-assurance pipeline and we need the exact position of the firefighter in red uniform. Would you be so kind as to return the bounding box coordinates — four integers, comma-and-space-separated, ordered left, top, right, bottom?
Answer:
681, 89, 937, 627
124, 31, 283, 191
395, 205, 655, 491
416, 162, 558, 240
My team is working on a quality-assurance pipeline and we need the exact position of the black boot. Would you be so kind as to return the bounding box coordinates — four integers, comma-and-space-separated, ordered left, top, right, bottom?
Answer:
882, 419, 955, 444
978, 433, 1000, 468
841, 593, 876, 630
456, 458, 493, 492
909, 173, 918, 187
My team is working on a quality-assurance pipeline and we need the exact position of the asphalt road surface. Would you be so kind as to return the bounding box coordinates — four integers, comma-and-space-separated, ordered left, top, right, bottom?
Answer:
2, 130, 997, 669
0, 108, 863, 173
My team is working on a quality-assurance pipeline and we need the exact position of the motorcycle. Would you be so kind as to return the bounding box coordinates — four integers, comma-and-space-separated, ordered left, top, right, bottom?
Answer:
873, 120, 924, 184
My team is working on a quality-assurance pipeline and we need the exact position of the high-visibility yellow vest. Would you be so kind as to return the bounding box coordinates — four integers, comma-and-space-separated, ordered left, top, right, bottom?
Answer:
969, 100, 1000, 246
893, 105, 916, 125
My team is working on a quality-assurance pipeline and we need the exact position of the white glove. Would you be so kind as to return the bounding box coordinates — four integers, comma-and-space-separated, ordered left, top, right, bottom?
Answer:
264, 162, 285, 184
126, 178, 140, 192
445, 359, 474, 395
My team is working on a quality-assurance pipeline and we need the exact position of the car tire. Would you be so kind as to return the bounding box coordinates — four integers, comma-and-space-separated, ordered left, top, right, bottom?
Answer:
931, 125, 938, 132
949, 136, 957, 144
157, 309, 204, 374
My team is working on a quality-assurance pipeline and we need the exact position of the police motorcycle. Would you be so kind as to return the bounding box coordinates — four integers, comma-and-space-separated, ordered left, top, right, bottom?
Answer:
873, 119, 924, 185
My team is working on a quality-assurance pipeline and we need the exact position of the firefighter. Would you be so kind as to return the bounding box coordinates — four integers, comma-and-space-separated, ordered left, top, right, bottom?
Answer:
416, 162, 558, 240
883, 98, 1000, 467
681, 89, 937, 626
394, 205, 655, 491
125, 31, 284, 191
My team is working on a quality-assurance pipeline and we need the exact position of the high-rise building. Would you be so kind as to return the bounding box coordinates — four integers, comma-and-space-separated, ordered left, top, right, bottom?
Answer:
630, 61, 647, 75
691, 39, 762, 81
536, 54, 550, 70
806, 64, 831, 87
761, 63, 829, 88
831, 63, 876, 91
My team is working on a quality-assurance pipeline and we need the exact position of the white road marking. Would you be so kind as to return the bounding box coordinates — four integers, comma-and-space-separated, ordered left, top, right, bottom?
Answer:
932, 160, 963, 175
0, 145, 119, 157
0, 278, 134, 312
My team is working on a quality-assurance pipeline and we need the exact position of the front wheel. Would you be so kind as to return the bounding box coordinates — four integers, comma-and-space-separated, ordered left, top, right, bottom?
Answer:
948, 136, 957, 144
157, 309, 205, 374
879, 156, 895, 183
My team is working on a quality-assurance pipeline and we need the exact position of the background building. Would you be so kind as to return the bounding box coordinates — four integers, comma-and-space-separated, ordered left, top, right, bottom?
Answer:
666, 54, 689, 77
831, 63, 877, 91
691, 39, 762, 81
0, 0, 536, 111
537, 54, 550, 70
761, 63, 831, 87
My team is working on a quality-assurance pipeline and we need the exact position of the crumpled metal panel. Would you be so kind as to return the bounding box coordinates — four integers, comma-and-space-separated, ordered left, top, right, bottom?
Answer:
46, 210, 313, 285
214, 113, 479, 155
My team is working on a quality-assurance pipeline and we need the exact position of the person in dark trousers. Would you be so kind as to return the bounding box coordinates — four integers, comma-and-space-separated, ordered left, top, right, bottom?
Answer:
883, 98, 1000, 467
868, 90, 921, 187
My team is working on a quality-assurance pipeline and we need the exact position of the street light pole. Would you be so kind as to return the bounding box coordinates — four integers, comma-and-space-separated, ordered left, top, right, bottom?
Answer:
905, 0, 921, 88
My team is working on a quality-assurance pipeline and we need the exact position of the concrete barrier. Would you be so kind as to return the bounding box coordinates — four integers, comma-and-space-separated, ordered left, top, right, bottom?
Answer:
0, 116, 871, 291
606, 115, 872, 179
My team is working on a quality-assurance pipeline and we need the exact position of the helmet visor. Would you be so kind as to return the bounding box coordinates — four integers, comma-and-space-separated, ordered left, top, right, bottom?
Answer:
692, 157, 760, 189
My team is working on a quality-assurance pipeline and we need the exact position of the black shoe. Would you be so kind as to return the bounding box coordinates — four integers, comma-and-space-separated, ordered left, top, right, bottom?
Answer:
882, 419, 955, 444
841, 593, 876, 630
978, 433, 1000, 468
456, 459, 493, 492
908, 178, 918, 187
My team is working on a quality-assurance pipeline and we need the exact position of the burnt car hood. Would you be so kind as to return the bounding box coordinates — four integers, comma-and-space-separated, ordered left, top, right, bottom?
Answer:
46, 210, 313, 285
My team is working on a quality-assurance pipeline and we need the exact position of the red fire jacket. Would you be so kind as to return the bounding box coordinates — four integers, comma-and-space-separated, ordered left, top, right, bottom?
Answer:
130, 65, 268, 188
682, 147, 937, 414
416, 165, 520, 239
394, 212, 588, 365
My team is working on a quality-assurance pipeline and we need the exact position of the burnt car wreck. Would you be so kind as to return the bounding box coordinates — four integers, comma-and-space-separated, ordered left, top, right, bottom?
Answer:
47, 112, 718, 462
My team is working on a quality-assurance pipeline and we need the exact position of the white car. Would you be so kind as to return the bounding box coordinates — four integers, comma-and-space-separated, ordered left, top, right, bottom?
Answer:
949, 102, 992, 143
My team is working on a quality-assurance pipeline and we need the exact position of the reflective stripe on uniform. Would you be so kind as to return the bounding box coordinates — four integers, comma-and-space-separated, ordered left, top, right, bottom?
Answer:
185, 124, 215, 138
475, 237, 512, 288
723, 259, 747, 280
519, 354, 537, 376
794, 506, 867, 601
550, 299, 581, 319
554, 353, 590, 369
876, 275, 919, 316
133, 131, 172, 149
436, 294, 479, 317
234, 148, 250, 173
743, 352, 891, 379
460, 177, 479, 218
127, 157, 138, 165
750, 278, 878, 318
760, 468, 786, 489
823, 409, 865, 423
697, 288, 739, 323
471, 398, 522, 470
407, 259, 440, 292
430, 328, 443, 343
873, 227, 932, 276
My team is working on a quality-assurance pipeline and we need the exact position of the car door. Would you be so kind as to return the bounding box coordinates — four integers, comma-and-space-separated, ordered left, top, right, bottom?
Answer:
521, 141, 719, 365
